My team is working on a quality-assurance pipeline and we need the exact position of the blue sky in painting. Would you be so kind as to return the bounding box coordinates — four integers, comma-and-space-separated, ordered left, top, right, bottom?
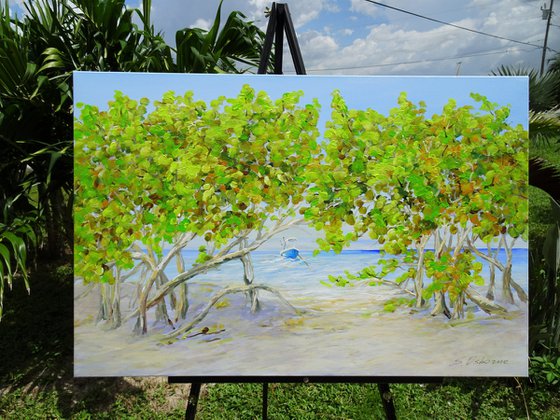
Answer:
74, 72, 528, 133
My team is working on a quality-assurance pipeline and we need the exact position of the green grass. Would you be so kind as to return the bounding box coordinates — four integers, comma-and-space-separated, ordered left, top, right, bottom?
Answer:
199, 379, 560, 420
194, 380, 560, 419
198, 383, 383, 419
1, 378, 559, 419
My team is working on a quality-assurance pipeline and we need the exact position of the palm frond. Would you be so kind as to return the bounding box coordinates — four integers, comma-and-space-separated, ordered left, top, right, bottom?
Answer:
492, 65, 560, 113
530, 108, 560, 143
174, 2, 266, 73
530, 157, 560, 205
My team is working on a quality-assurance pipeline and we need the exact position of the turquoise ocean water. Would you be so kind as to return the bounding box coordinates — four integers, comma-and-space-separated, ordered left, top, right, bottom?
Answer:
156, 248, 528, 298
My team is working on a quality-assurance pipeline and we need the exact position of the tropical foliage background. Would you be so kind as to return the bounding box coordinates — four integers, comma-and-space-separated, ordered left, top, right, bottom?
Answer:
0, 0, 559, 417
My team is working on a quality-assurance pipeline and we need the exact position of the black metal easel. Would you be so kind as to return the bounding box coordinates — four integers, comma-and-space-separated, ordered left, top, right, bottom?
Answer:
258, 3, 303, 418
257, 2, 306, 75
173, 3, 398, 419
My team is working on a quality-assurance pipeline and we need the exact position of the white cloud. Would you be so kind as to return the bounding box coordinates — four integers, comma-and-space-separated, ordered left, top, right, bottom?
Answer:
349, 0, 380, 17
289, 1, 327, 28
191, 18, 211, 31
248, 0, 326, 27
288, 0, 549, 75
247, 0, 270, 11
299, 31, 338, 58
324, 1, 341, 13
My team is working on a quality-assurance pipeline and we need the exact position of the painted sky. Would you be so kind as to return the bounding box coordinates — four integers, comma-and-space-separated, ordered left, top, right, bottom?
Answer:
74, 72, 529, 131
9, 0, 559, 75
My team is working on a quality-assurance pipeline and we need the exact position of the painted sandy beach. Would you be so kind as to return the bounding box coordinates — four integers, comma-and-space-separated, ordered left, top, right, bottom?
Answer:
74, 250, 528, 377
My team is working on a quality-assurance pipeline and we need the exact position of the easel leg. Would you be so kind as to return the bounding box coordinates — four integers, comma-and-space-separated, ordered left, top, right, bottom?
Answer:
377, 383, 397, 420
185, 382, 202, 420
262, 382, 269, 420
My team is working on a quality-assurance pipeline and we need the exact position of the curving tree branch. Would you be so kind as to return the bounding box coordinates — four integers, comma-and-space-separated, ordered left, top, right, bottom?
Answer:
161, 283, 303, 342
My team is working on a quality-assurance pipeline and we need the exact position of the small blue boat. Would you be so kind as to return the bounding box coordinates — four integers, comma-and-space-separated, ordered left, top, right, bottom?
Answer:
280, 237, 309, 266
280, 248, 300, 259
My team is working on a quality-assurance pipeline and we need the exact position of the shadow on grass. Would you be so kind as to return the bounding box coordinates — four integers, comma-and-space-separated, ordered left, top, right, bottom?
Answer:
0, 257, 74, 391
0, 258, 181, 418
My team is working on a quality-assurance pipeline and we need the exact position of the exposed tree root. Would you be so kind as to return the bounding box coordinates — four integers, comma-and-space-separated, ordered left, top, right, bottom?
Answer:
465, 286, 508, 316
162, 284, 303, 342
431, 291, 451, 319
511, 278, 528, 303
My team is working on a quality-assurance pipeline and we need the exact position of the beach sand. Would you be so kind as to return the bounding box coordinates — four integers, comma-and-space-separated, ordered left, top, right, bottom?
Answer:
74, 279, 527, 377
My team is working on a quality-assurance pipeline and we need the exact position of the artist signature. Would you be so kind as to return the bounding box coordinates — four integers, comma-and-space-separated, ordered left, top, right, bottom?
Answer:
450, 357, 510, 367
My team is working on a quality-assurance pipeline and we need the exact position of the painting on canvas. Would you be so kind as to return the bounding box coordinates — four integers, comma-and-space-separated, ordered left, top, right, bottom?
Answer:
74, 72, 528, 377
